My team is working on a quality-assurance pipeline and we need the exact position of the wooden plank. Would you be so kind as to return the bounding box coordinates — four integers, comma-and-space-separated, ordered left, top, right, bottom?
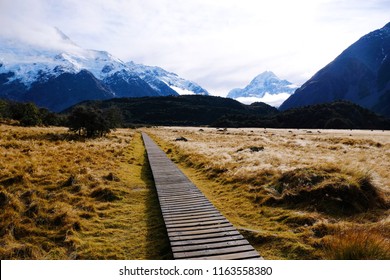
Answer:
165, 222, 231, 232
160, 202, 214, 210
171, 235, 247, 247
183, 251, 263, 260
169, 230, 241, 242
142, 132, 262, 260
165, 219, 229, 229
165, 215, 224, 223
164, 210, 222, 218
173, 245, 256, 259
157, 189, 203, 195
164, 210, 222, 219
171, 239, 251, 253
165, 215, 226, 224
166, 225, 237, 237
160, 199, 212, 207
160, 205, 217, 214
159, 194, 205, 200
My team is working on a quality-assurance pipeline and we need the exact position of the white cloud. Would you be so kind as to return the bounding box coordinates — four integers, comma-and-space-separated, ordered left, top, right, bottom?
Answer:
1, 0, 389, 97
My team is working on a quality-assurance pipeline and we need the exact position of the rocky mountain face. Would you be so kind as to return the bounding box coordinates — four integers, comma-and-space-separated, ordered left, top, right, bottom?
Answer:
0, 29, 208, 112
280, 22, 390, 117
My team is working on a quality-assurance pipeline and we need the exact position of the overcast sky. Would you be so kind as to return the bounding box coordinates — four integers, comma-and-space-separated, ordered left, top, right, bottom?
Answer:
1, 0, 389, 96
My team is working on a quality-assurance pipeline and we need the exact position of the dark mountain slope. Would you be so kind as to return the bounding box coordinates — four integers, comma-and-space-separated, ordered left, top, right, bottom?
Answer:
280, 22, 390, 117
23, 70, 115, 112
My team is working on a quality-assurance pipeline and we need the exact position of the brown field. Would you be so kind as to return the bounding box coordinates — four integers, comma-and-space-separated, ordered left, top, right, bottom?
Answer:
1, 124, 389, 259
0, 125, 171, 259
146, 127, 390, 259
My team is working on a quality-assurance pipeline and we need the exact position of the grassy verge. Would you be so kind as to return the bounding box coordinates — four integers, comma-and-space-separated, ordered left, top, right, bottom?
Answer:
0, 125, 171, 259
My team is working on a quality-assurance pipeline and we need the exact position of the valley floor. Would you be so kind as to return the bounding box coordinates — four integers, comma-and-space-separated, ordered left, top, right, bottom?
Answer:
1, 124, 389, 259
146, 127, 390, 259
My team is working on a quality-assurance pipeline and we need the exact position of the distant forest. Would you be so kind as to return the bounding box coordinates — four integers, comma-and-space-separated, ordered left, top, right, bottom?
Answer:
1, 95, 390, 131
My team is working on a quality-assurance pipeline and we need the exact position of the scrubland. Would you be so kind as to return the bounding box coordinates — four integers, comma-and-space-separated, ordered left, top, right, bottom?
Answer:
0, 125, 171, 259
147, 127, 390, 259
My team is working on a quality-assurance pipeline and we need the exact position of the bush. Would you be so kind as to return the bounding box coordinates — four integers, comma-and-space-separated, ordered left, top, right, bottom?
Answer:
67, 106, 122, 138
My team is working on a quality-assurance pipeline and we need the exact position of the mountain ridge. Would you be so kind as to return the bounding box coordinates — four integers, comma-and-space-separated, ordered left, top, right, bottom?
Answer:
0, 28, 209, 112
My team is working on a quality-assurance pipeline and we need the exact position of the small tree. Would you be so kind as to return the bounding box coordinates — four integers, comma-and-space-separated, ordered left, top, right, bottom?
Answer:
10, 102, 42, 126
67, 106, 121, 138
0, 100, 7, 119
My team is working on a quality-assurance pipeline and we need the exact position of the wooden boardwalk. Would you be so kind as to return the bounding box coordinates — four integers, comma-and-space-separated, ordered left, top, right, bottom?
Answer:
142, 132, 262, 260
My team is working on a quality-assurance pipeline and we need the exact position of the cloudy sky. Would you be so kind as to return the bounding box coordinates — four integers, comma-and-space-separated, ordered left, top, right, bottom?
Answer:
1, 0, 389, 96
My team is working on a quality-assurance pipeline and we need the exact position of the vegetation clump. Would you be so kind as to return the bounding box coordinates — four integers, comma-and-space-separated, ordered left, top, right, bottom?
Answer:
249, 146, 264, 152
324, 228, 390, 259
175, 136, 188, 142
90, 187, 120, 202
264, 167, 386, 216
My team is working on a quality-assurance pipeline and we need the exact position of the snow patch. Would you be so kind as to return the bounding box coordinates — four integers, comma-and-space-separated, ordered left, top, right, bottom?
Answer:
170, 85, 197, 95
236, 92, 292, 107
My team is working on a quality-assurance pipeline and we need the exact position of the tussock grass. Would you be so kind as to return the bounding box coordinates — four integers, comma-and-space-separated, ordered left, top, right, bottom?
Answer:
0, 125, 170, 259
147, 127, 390, 259
324, 226, 390, 259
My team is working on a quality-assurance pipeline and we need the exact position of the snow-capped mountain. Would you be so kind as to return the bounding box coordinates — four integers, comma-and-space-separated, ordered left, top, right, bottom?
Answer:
127, 62, 209, 96
280, 22, 390, 117
0, 28, 209, 112
227, 71, 298, 107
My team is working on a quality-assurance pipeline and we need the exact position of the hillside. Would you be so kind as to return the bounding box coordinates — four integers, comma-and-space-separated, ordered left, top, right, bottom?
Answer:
280, 22, 390, 117
213, 100, 390, 129
66, 95, 279, 126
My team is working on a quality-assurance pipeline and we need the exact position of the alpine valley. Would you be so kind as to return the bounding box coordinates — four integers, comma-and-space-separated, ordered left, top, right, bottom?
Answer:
0, 29, 209, 112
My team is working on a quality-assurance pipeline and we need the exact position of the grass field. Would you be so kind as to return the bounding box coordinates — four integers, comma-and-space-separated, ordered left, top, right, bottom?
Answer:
0, 125, 171, 259
146, 127, 390, 259
1, 124, 389, 259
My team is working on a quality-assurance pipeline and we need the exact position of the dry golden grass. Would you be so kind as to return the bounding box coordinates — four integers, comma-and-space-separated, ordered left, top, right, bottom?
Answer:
323, 226, 390, 259
146, 127, 390, 259
0, 125, 171, 259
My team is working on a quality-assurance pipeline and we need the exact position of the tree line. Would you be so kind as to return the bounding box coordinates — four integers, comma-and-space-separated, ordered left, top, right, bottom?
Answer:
0, 100, 123, 138
0, 100, 62, 126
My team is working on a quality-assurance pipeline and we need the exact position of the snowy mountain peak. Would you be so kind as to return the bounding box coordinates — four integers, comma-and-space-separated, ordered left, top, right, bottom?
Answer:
126, 61, 209, 96
227, 71, 298, 107
227, 71, 298, 98
253, 71, 277, 81
249, 71, 287, 89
